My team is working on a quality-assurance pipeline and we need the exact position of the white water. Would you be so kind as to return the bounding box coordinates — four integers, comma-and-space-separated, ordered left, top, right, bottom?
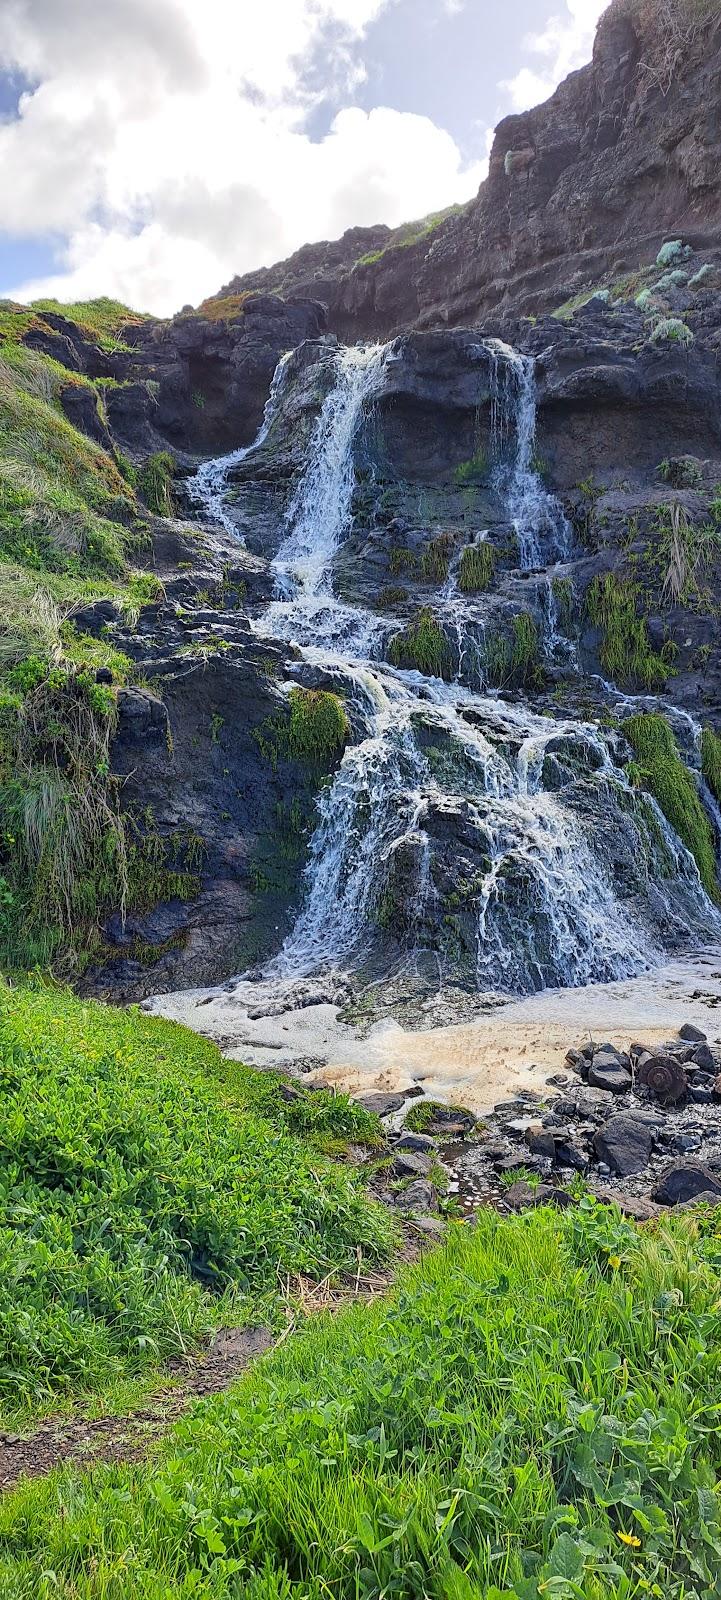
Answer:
486, 340, 571, 570
187, 352, 293, 534
181, 337, 720, 1003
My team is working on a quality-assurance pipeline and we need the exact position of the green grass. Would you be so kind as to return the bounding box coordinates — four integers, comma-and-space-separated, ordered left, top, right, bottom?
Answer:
421, 533, 453, 584
388, 608, 452, 679
2, 1201, 721, 1596
28, 297, 148, 354
483, 611, 543, 690
0, 980, 391, 1420
586, 573, 673, 690
623, 713, 720, 902
0, 308, 169, 971
138, 451, 176, 517
701, 726, 721, 804
458, 542, 494, 593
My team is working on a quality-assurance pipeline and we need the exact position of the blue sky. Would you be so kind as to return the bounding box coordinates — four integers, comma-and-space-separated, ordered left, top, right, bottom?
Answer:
0, 0, 606, 315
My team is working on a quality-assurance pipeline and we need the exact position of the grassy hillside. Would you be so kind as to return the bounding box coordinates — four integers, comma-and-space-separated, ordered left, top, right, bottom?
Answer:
0, 980, 391, 1420
1, 1201, 720, 1597
0, 301, 168, 971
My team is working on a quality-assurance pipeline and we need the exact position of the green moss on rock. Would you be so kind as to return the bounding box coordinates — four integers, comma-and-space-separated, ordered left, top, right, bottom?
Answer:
623, 713, 720, 902
701, 727, 721, 805
286, 688, 349, 764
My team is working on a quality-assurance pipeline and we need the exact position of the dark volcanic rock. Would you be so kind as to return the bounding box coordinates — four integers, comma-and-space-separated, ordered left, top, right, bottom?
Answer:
393, 1151, 433, 1179
653, 1161, 721, 1207
207, 4, 721, 338
357, 1093, 406, 1117
593, 1113, 658, 1177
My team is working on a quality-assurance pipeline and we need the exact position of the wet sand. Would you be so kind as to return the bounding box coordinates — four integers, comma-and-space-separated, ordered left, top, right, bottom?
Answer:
150, 949, 721, 1115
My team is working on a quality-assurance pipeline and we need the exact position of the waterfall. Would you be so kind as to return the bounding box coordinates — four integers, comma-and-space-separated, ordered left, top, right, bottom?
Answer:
189, 351, 293, 533
185, 337, 721, 1001
485, 340, 571, 570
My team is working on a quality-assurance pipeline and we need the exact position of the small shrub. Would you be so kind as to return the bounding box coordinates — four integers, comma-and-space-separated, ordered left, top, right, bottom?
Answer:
656, 239, 691, 268
623, 712, 719, 901
648, 317, 694, 347
458, 541, 494, 593
388, 608, 452, 679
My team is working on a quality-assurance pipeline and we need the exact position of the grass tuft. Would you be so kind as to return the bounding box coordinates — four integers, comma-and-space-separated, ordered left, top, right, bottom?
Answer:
388, 608, 452, 678
586, 572, 673, 689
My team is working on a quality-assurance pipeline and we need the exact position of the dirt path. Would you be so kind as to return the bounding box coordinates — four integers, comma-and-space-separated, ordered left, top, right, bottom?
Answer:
0, 1325, 273, 1493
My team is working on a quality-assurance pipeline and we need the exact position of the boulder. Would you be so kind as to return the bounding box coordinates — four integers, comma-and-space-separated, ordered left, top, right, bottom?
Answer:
525, 1127, 557, 1160
590, 1186, 660, 1222
393, 1150, 433, 1179
395, 1132, 434, 1153
587, 1053, 632, 1093
652, 1162, 721, 1207
357, 1093, 406, 1116
678, 1023, 707, 1043
593, 1113, 657, 1176
402, 1179, 437, 1212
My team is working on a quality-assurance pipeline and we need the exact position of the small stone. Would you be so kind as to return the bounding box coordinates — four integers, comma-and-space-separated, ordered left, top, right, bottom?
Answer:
690, 1087, 713, 1104
671, 1133, 702, 1154
504, 1180, 534, 1210
690, 1043, 715, 1072
409, 1214, 446, 1236
679, 1023, 707, 1043
494, 1153, 533, 1175
534, 1184, 574, 1209
554, 1141, 588, 1171
652, 1161, 721, 1207
525, 1128, 557, 1160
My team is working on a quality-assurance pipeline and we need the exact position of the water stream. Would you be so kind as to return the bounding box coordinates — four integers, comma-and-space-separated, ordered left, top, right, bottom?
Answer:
175, 338, 721, 1007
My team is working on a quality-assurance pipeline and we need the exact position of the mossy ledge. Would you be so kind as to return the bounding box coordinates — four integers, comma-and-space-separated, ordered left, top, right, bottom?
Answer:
388, 607, 453, 679
624, 712, 720, 903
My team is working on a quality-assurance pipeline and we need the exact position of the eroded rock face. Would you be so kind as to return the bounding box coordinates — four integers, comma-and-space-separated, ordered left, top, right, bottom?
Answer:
204, 2, 721, 339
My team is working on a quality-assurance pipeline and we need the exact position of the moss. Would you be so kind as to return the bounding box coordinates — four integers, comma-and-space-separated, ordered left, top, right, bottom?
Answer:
586, 573, 672, 689
373, 585, 408, 609
458, 542, 494, 593
195, 292, 252, 322
701, 728, 721, 805
388, 608, 452, 679
421, 533, 453, 583
138, 451, 175, 517
623, 713, 720, 902
285, 688, 349, 764
453, 450, 489, 487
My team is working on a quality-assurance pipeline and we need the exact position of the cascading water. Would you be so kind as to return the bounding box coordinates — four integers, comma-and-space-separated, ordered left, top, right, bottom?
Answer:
188, 352, 293, 533
185, 336, 721, 1000
486, 340, 571, 570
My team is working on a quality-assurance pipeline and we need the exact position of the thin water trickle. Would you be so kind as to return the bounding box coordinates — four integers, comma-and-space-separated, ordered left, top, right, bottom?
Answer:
185, 337, 721, 1000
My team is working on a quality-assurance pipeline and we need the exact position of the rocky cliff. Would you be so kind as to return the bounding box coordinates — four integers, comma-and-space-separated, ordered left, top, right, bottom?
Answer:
207, 0, 721, 340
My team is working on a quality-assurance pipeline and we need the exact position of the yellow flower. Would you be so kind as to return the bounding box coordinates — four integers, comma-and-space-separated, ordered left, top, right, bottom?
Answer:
608, 1255, 622, 1270
618, 1532, 642, 1548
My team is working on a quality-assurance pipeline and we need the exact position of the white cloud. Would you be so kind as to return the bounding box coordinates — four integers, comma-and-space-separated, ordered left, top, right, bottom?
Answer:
501, 0, 607, 112
0, 0, 484, 314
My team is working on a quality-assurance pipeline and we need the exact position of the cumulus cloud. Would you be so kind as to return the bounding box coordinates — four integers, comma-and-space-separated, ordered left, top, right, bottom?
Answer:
501, 0, 607, 112
0, 0, 485, 313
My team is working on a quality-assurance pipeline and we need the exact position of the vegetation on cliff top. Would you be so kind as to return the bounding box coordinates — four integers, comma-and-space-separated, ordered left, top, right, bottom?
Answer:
3, 1199, 721, 1596
624, 712, 720, 902
0, 979, 390, 1419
